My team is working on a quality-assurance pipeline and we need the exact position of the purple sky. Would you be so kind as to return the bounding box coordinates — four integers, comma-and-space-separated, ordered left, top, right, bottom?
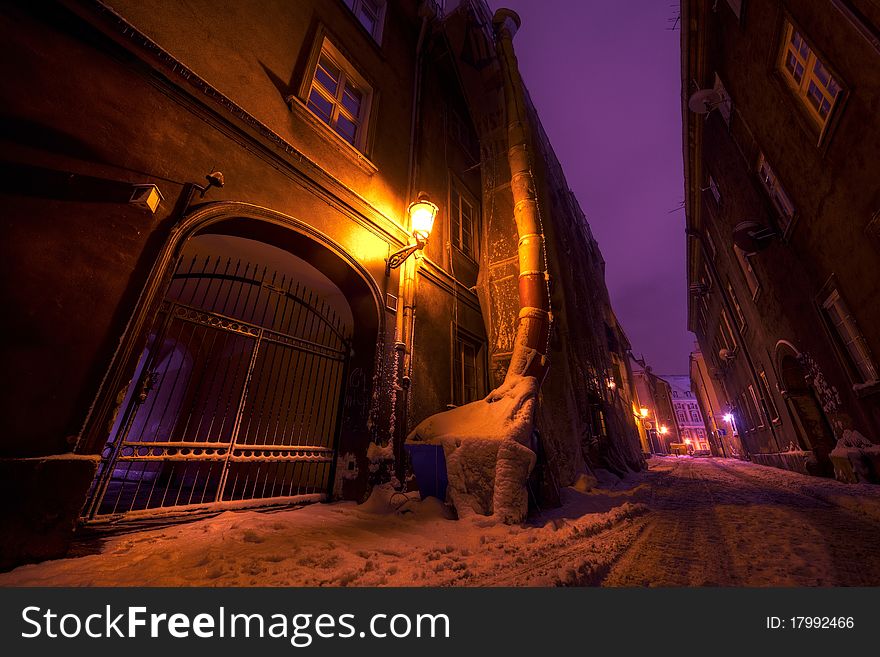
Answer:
487, 0, 694, 374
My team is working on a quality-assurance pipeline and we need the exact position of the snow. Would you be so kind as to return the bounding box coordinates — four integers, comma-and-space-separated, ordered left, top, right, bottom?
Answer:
829, 429, 877, 484
0, 479, 647, 587
406, 375, 538, 522
4, 457, 880, 587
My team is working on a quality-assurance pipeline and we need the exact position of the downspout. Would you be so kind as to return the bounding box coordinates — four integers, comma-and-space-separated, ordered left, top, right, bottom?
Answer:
492, 9, 552, 385
404, 7, 551, 523
392, 3, 433, 483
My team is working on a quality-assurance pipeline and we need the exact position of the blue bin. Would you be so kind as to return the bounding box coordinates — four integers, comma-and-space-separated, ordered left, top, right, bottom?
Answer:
405, 444, 448, 501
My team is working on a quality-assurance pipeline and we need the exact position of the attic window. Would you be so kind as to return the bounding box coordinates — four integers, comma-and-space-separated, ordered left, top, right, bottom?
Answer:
344, 0, 386, 43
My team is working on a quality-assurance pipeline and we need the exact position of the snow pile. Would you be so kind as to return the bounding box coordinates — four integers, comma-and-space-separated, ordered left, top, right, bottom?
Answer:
0, 479, 649, 587
829, 429, 878, 484
406, 375, 537, 523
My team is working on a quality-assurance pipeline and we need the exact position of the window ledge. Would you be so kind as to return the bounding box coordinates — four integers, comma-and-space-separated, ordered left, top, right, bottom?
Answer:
853, 379, 880, 399
286, 95, 378, 176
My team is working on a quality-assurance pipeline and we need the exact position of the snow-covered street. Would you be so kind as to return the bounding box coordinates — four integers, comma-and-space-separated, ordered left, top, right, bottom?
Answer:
3, 457, 880, 587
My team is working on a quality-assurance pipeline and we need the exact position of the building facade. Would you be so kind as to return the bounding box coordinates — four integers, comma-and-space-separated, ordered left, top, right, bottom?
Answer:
630, 357, 680, 454
690, 343, 745, 458
0, 0, 644, 568
682, 0, 880, 480
662, 374, 709, 452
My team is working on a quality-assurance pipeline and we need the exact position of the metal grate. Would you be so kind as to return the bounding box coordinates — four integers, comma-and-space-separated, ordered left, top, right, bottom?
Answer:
84, 253, 351, 520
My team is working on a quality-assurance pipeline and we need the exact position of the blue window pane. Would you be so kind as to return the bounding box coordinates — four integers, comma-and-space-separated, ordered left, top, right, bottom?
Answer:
315, 57, 339, 94
813, 59, 830, 86
335, 114, 357, 144
342, 83, 362, 116
308, 89, 333, 123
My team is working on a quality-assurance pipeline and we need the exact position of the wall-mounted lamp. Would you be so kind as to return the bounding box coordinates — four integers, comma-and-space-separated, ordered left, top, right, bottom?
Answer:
386, 192, 438, 276
194, 171, 225, 198
129, 184, 164, 214
723, 413, 734, 423
659, 425, 669, 435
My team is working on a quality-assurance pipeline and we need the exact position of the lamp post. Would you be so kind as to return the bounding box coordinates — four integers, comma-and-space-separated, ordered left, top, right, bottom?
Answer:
387, 192, 438, 486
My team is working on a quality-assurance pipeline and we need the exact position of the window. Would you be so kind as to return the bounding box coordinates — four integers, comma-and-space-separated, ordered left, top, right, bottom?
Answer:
448, 106, 479, 159
677, 411, 687, 424
719, 309, 737, 352
748, 384, 765, 428
779, 21, 842, 131
705, 228, 717, 259
734, 246, 760, 298
757, 152, 796, 233
690, 411, 701, 423
450, 181, 478, 258
759, 370, 780, 423
453, 331, 484, 406
343, 0, 385, 42
823, 290, 878, 383
713, 74, 732, 125
737, 393, 755, 432
707, 175, 721, 204
724, 0, 742, 20
727, 281, 746, 330
306, 41, 372, 149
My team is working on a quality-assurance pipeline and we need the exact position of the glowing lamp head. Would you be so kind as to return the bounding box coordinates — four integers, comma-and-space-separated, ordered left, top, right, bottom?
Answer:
408, 192, 438, 243
723, 413, 734, 423
659, 425, 669, 435
640, 407, 649, 418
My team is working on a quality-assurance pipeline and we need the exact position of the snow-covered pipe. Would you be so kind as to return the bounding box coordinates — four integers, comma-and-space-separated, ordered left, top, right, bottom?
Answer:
492, 8, 552, 384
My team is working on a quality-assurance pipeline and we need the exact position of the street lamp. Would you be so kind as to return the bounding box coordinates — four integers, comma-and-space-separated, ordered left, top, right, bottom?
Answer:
640, 407, 649, 418
658, 425, 668, 435
386, 192, 438, 275
723, 413, 733, 423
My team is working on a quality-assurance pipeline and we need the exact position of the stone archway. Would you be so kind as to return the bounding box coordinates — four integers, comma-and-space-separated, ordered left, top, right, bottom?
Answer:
78, 203, 385, 519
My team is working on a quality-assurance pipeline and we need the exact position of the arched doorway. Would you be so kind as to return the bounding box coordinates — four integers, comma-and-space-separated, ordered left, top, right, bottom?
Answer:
776, 342, 835, 473
82, 204, 383, 519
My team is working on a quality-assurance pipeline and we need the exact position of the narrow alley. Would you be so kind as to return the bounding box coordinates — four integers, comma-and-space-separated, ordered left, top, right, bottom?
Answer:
3, 457, 878, 587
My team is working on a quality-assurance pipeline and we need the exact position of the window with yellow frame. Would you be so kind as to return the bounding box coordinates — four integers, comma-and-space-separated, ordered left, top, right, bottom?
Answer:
779, 21, 842, 131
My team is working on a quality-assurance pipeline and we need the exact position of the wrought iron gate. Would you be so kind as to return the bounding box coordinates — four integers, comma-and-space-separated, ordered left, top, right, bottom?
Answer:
85, 253, 351, 520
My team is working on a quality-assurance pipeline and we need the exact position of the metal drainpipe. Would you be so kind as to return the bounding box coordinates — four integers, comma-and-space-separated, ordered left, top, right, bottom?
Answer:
492, 8, 552, 385
393, 5, 432, 483
688, 230, 782, 454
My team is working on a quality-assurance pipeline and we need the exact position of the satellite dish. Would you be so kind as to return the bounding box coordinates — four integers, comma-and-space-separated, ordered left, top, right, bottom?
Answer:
688, 88, 724, 114
733, 220, 777, 255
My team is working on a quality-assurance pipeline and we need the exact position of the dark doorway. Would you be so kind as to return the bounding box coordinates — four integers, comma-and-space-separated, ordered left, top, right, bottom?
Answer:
778, 349, 835, 473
